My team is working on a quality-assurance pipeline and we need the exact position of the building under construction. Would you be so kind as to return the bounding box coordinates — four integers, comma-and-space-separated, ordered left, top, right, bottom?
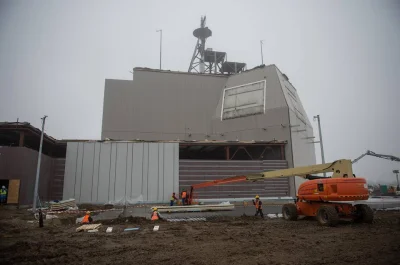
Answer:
0, 17, 316, 205
82, 17, 316, 203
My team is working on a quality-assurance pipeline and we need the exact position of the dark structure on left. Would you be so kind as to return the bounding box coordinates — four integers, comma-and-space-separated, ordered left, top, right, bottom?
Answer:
0, 122, 66, 205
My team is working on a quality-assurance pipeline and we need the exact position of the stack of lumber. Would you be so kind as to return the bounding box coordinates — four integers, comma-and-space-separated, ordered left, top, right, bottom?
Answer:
49, 199, 77, 211
76, 224, 101, 232
154, 203, 235, 213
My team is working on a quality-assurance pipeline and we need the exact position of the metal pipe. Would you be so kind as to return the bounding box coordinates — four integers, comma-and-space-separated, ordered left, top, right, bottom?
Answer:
314, 115, 326, 177
260, 40, 264, 65
394, 170, 400, 191
156, 29, 162, 69
32, 115, 47, 212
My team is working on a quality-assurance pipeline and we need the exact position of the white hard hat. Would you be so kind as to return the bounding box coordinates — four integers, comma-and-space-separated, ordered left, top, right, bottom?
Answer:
1, 186, 5, 189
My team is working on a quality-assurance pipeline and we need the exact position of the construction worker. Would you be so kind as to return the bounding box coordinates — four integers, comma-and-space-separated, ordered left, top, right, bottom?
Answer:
0, 186, 7, 204
181, 189, 187, 205
81, 211, 93, 224
252, 195, 264, 218
151, 207, 161, 221
170, 192, 178, 206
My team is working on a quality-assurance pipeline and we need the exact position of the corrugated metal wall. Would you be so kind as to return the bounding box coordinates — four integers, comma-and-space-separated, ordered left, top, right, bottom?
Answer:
179, 160, 289, 199
63, 142, 179, 203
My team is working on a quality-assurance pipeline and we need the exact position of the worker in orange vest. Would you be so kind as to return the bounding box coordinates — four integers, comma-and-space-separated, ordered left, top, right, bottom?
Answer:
181, 189, 187, 205
252, 195, 264, 218
81, 211, 93, 224
170, 192, 178, 206
151, 207, 161, 221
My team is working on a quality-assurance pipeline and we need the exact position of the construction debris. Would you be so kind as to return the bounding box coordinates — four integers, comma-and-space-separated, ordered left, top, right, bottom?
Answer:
153, 202, 234, 213
167, 218, 207, 222
76, 223, 101, 232
87, 229, 99, 233
49, 199, 77, 211
153, 225, 159, 231
46, 214, 58, 220
124, 227, 140, 232
106, 227, 113, 233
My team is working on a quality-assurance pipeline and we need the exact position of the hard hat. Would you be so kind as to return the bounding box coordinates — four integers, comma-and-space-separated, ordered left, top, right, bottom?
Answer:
1, 186, 5, 189
255, 195, 260, 199
86, 211, 90, 215
153, 207, 158, 211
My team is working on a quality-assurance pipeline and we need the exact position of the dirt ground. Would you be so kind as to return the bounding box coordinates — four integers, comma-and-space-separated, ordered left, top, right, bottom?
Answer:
0, 208, 399, 265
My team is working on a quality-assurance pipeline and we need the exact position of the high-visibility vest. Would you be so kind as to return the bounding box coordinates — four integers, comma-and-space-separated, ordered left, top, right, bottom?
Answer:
255, 200, 262, 210
171, 194, 175, 200
182, 191, 187, 198
0, 189, 6, 195
151, 211, 159, 221
81, 215, 90, 224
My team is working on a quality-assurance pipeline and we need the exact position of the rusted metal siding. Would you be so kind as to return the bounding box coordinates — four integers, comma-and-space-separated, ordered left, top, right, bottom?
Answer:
179, 160, 289, 199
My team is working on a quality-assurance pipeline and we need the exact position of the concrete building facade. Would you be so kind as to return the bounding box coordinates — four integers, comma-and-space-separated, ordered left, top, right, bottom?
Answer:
102, 64, 316, 169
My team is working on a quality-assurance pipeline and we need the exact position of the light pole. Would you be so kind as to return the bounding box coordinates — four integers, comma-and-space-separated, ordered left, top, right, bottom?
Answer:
32, 115, 47, 212
260, 40, 264, 65
156, 29, 162, 69
313, 115, 326, 177
393, 170, 399, 191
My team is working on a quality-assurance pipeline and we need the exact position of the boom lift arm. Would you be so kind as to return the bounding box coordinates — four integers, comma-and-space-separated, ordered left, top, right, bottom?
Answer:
352, 150, 400, 164
188, 159, 354, 204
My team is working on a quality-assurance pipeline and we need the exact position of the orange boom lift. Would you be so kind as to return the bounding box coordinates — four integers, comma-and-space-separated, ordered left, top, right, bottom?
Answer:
187, 159, 372, 226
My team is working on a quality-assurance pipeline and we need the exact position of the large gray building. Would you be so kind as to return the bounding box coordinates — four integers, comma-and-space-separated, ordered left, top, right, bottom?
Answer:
102, 64, 316, 169
98, 64, 317, 201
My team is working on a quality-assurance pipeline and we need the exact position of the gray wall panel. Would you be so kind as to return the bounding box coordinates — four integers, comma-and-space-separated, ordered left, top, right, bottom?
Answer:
74, 143, 84, 200
109, 143, 117, 202
142, 143, 149, 200
63, 142, 179, 203
91, 143, 100, 202
157, 144, 164, 200
163, 143, 175, 196
125, 143, 133, 201
148, 143, 159, 201
80, 143, 95, 203
131, 143, 144, 199
98, 143, 111, 203
115, 143, 128, 201
63, 142, 78, 199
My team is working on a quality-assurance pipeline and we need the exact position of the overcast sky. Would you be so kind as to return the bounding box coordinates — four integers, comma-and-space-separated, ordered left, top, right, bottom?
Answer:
0, 0, 399, 184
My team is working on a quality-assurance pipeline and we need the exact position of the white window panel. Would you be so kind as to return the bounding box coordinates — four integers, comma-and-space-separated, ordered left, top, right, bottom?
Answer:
221, 80, 266, 120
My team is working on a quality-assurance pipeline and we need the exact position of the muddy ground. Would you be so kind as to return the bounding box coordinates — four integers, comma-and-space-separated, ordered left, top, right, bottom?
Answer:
0, 208, 399, 265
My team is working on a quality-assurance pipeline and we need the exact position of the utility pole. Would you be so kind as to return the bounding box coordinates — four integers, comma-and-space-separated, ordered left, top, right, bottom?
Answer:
260, 40, 264, 65
393, 170, 400, 191
313, 115, 326, 177
156, 29, 162, 69
32, 115, 47, 212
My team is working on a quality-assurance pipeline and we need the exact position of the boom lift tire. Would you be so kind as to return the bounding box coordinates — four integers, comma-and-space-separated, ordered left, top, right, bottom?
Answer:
316, 205, 339, 227
282, 204, 298, 221
354, 204, 374, 224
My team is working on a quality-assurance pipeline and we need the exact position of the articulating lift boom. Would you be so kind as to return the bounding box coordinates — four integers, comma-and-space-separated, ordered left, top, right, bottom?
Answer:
352, 150, 400, 164
188, 159, 372, 226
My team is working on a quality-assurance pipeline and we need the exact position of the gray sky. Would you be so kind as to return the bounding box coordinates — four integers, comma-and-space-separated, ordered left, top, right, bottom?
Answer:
1, 0, 399, 184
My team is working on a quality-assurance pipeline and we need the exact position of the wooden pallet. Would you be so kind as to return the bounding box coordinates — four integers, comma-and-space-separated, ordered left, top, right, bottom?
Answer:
76, 223, 101, 232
